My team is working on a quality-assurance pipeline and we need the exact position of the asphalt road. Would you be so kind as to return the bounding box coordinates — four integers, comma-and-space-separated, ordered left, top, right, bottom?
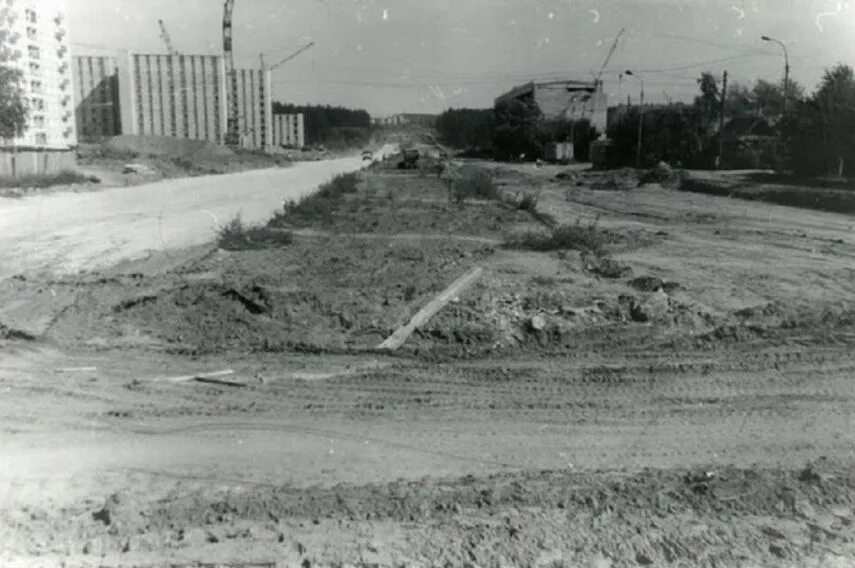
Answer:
0, 146, 396, 280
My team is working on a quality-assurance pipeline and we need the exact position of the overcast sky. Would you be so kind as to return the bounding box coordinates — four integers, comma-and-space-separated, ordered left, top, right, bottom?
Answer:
68, 0, 855, 116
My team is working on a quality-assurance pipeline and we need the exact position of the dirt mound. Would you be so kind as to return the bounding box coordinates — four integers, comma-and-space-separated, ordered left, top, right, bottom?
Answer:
9, 459, 854, 567
103, 135, 236, 161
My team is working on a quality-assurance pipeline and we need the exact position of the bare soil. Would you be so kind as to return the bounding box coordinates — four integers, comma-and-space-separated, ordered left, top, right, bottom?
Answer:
2, 159, 855, 567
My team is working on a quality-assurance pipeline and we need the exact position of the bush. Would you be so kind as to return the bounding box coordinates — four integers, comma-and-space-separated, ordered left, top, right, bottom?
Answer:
453, 166, 499, 202
518, 193, 538, 212
217, 214, 294, 250
505, 218, 608, 255
0, 170, 99, 189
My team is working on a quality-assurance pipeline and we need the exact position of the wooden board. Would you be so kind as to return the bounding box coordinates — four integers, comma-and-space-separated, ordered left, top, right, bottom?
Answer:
377, 266, 484, 350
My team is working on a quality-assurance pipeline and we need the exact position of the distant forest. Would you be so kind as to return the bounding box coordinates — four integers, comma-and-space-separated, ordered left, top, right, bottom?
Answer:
273, 103, 372, 147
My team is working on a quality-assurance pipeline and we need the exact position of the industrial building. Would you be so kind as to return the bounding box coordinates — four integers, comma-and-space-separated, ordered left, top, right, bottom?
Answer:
71, 50, 304, 151
1, 0, 76, 149
495, 79, 608, 133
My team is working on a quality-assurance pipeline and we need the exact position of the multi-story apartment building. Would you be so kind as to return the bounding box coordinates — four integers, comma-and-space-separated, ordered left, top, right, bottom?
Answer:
1, 0, 76, 149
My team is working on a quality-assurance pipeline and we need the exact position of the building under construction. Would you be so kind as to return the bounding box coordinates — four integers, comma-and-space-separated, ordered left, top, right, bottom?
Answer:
72, 51, 304, 151
495, 79, 608, 133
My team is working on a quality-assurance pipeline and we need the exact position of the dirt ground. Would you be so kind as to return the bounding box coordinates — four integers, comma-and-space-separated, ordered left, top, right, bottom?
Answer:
2, 158, 855, 567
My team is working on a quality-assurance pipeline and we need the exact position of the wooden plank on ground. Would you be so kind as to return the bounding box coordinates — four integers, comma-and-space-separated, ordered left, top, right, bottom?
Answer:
156, 369, 235, 384
377, 266, 484, 351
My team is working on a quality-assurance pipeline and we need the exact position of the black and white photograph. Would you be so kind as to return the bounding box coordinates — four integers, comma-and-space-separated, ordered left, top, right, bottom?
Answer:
1, 0, 855, 566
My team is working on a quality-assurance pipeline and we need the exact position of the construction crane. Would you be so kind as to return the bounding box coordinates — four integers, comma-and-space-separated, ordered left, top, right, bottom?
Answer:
223, 0, 240, 146
157, 19, 178, 55
594, 27, 625, 88
267, 41, 315, 71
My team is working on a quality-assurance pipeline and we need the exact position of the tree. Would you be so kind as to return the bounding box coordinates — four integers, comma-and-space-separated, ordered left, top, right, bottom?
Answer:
491, 98, 540, 161
0, 65, 27, 142
694, 72, 720, 128
781, 64, 855, 177
813, 64, 855, 177
436, 108, 493, 149
753, 78, 805, 118
725, 82, 754, 117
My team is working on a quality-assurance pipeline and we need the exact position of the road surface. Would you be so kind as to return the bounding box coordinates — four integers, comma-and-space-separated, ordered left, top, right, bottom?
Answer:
0, 146, 396, 280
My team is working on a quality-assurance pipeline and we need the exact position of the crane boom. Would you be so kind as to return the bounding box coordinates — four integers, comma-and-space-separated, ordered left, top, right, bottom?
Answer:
269, 42, 315, 71
595, 27, 625, 86
157, 19, 178, 55
223, 0, 239, 145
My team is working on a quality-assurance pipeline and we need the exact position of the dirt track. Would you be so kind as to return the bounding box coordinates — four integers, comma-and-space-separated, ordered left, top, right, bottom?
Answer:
0, 146, 395, 281
2, 160, 855, 567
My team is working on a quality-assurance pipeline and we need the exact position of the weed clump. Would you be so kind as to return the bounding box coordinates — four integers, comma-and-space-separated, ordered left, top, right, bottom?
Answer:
506, 218, 608, 255
0, 170, 99, 189
217, 214, 294, 251
453, 166, 499, 203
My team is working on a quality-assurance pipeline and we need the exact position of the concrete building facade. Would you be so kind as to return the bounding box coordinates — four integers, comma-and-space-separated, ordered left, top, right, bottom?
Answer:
272, 113, 305, 148
495, 80, 608, 133
1, 0, 76, 149
72, 55, 120, 140
117, 52, 228, 145
67, 46, 304, 152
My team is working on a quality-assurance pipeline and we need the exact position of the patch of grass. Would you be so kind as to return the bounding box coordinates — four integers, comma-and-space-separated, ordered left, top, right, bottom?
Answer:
506, 218, 608, 255
453, 166, 499, 203
217, 214, 294, 251
274, 172, 361, 225
531, 275, 558, 287
0, 170, 99, 189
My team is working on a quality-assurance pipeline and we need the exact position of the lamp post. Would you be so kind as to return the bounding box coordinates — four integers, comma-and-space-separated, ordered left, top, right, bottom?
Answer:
761, 35, 789, 116
625, 70, 644, 168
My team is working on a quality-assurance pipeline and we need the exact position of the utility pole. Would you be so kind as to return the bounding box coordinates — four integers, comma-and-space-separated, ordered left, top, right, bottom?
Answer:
718, 70, 727, 169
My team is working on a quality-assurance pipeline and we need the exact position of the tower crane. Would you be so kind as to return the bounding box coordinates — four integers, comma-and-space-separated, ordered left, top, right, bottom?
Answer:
594, 27, 625, 88
223, 0, 240, 145
157, 19, 179, 55
267, 42, 315, 71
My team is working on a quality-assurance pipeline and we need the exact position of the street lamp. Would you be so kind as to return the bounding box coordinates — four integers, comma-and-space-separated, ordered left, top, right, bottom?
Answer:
761, 35, 790, 116
625, 70, 644, 168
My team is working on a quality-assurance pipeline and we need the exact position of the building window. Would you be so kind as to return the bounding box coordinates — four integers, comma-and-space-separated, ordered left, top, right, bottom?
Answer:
31, 97, 44, 111
30, 80, 41, 93
28, 61, 40, 75
27, 45, 39, 59
34, 132, 47, 145
25, 8, 36, 23
33, 115, 45, 128
26, 26, 36, 40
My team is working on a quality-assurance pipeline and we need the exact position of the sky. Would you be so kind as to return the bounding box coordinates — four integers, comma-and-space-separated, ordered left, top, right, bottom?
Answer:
68, 0, 855, 116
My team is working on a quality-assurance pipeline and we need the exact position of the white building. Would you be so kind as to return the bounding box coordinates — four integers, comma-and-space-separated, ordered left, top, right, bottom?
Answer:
0, 0, 76, 149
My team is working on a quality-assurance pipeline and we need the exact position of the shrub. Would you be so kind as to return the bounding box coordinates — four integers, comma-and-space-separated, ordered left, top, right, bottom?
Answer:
217, 214, 294, 250
453, 166, 499, 203
506, 218, 608, 255
518, 193, 538, 212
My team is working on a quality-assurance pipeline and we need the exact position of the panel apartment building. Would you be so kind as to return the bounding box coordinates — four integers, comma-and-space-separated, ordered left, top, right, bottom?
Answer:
0, 0, 76, 149
73, 51, 304, 151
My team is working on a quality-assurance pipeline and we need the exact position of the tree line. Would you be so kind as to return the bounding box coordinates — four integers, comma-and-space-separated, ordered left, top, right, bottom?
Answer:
272, 103, 371, 148
436, 63, 855, 178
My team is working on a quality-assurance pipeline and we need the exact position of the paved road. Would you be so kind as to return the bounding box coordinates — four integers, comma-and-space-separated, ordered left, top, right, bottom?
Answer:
0, 146, 396, 280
